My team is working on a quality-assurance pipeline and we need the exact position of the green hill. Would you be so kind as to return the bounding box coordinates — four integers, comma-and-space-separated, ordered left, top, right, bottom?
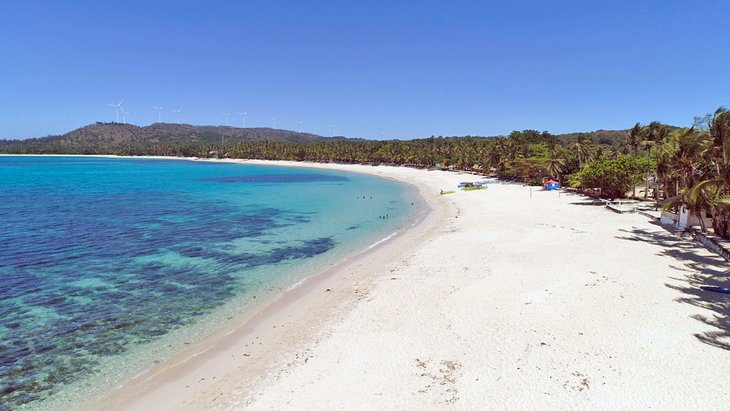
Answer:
0, 123, 348, 153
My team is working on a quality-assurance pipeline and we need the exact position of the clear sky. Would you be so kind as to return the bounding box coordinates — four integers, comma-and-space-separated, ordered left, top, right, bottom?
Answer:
1, 0, 728, 140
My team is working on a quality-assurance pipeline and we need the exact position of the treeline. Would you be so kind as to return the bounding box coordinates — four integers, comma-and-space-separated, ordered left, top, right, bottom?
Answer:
576, 108, 730, 237
3, 108, 729, 237
2, 129, 629, 183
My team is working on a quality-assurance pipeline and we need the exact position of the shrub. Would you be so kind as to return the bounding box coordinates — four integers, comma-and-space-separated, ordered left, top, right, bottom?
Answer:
577, 156, 644, 198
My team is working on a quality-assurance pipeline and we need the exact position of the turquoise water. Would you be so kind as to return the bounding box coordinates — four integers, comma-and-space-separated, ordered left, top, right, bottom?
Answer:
0, 156, 418, 409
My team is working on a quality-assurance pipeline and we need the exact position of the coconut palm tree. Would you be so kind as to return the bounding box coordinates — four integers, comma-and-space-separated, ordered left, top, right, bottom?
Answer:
644, 122, 671, 145
680, 180, 715, 232
572, 136, 592, 169
705, 107, 730, 236
674, 108, 730, 237
628, 122, 643, 155
546, 158, 565, 182
505, 139, 522, 161
672, 128, 707, 190
656, 141, 676, 199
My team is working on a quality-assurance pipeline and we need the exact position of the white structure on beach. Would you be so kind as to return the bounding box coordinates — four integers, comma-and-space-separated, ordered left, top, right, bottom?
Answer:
661, 205, 713, 230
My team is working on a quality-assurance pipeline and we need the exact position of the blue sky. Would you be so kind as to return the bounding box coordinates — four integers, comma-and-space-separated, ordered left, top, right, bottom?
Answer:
1, 0, 728, 140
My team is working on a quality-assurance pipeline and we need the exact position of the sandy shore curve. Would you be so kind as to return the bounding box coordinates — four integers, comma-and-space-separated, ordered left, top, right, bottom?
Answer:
83, 160, 728, 410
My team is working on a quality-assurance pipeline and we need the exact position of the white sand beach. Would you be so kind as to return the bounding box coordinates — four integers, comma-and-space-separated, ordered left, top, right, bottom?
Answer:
87, 161, 729, 410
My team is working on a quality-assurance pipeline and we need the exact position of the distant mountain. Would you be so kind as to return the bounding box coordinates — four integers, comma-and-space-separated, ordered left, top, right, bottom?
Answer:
0, 122, 658, 155
3, 122, 354, 148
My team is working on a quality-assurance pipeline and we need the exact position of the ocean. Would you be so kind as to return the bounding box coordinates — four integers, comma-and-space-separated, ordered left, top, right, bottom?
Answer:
0, 156, 419, 409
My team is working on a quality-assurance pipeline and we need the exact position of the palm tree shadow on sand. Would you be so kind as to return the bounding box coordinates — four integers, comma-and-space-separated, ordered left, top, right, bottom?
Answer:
615, 221, 729, 351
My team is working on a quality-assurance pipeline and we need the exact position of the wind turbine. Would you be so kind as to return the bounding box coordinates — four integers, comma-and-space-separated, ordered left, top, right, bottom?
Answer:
330, 124, 337, 137
271, 117, 277, 128
121, 109, 129, 124
297, 120, 303, 133
223, 112, 231, 126
170, 108, 182, 124
152, 106, 164, 123
108, 100, 123, 123
238, 111, 248, 128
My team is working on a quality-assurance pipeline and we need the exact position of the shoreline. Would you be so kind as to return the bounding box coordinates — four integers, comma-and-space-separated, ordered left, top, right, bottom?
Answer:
76, 159, 463, 410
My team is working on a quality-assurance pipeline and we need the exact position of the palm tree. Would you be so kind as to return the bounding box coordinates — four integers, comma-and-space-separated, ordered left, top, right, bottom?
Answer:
679, 180, 715, 233
572, 136, 592, 169
452, 142, 474, 170
671, 127, 707, 190
656, 137, 679, 200
628, 122, 643, 155
546, 158, 565, 182
646, 121, 671, 143
638, 122, 671, 199
505, 139, 522, 161
673, 108, 730, 237
706, 107, 730, 236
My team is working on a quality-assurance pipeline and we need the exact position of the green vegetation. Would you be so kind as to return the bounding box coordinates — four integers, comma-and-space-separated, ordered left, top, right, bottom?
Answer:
576, 156, 645, 199
658, 108, 730, 237
2, 108, 730, 237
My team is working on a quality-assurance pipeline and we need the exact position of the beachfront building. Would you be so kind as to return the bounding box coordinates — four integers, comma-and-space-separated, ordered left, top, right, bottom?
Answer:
660, 205, 713, 230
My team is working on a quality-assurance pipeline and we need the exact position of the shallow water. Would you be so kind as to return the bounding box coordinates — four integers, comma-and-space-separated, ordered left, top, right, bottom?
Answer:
0, 156, 417, 409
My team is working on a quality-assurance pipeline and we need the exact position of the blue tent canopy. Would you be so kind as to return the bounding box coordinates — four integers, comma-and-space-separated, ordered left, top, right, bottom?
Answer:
545, 179, 560, 190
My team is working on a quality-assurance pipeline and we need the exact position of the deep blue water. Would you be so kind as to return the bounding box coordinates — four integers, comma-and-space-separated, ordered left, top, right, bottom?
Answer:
0, 156, 416, 409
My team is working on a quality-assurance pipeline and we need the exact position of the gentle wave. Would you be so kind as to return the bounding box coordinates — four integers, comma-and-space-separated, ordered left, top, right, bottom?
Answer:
364, 232, 399, 252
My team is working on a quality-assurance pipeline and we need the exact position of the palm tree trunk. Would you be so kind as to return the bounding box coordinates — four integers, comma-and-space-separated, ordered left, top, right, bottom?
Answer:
699, 210, 708, 233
